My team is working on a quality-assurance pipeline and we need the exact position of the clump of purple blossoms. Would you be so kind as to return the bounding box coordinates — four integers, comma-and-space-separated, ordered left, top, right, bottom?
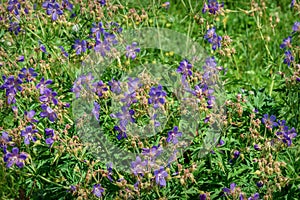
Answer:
72, 39, 87, 55
0, 132, 13, 153
204, 27, 222, 50
280, 36, 292, 49
223, 182, 236, 195
8, 22, 21, 35
154, 166, 168, 187
166, 126, 182, 144
40, 104, 57, 122
0, 75, 23, 104
71, 73, 94, 98
98, 0, 106, 6
283, 50, 294, 66
92, 184, 105, 198
202, 0, 224, 15
42, 0, 64, 21
248, 193, 260, 200
18, 68, 38, 82
262, 114, 278, 130
114, 124, 127, 140
292, 21, 300, 33
148, 85, 167, 109
111, 106, 135, 127
142, 145, 163, 162
177, 59, 193, 80
108, 79, 122, 94
36, 77, 53, 95
92, 80, 108, 97
39, 88, 58, 105
125, 42, 140, 60
92, 101, 100, 121
276, 120, 297, 146
7, 0, 21, 16
45, 128, 55, 146
131, 156, 147, 176
21, 125, 38, 145
3, 147, 27, 168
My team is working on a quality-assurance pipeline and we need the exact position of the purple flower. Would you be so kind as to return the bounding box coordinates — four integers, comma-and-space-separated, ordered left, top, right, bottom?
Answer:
204, 28, 222, 50
177, 59, 193, 80
40, 104, 57, 122
121, 92, 138, 106
106, 162, 113, 181
61, 0, 73, 11
148, 85, 167, 109
106, 22, 122, 33
18, 68, 38, 82
256, 181, 263, 188
1, 75, 22, 92
73, 39, 87, 55
291, 0, 296, 8
8, 22, 21, 35
42, 0, 56, 8
92, 81, 108, 97
39, 88, 58, 105
111, 106, 135, 126
25, 110, 39, 123
21, 125, 38, 145
3, 147, 27, 168
7, 0, 21, 15
202, 0, 224, 14
40, 43, 47, 53
104, 32, 118, 45
0, 132, 13, 153
108, 79, 121, 94
248, 193, 259, 200
59, 46, 69, 57
0, 75, 22, 104
283, 50, 294, 66
127, 77, 141, 93
204, 27, 217, 42
142, 145, 163, 160
125, 42, 140, 60
71, 73, 94, 98
223, 183, 236, 194
92, 184, 105, 198
16, 55, 24, 62
92, 101, 100, 121
292, 21, 300, 33
36, 77, 53, 94
131, 156, 147, 176
219, 139, 225, 146
211, 34, 222, 50
254, 144, 260, 151
280, 36, 292, 49
94, 40, 110, 57
199, 194, 207, 200
167, 126, 182, 144
192, 84, 214, 99
91, 22, 105, 40
45, 128, 55, 146
262, 114, 278, 130
233, 150, 240, 158
154, 166, 168, 187
277, 127, 297, 146
98, 0, 106, 6
114, 125, 127, 140
45, 1, 63, 21
162, 2, 170, 9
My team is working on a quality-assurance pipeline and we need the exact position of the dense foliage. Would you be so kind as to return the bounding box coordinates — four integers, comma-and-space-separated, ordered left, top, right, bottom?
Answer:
0, 0, 299, 199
